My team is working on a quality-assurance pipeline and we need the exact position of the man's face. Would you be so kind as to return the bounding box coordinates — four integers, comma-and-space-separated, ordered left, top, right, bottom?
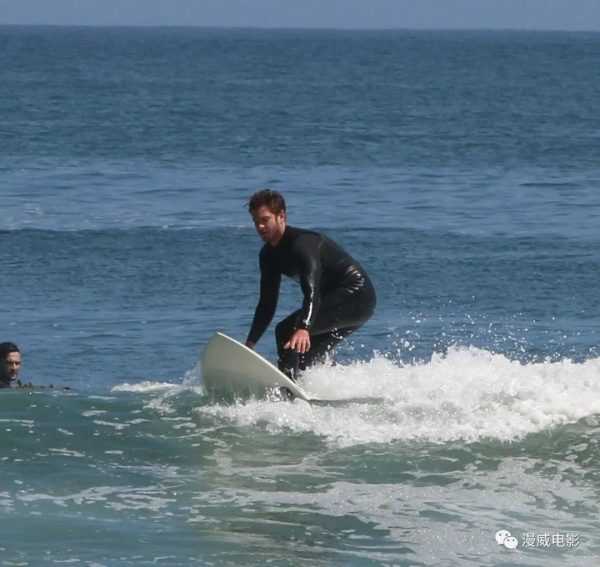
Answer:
251, 205, 286, 246
1, 351, 21, 382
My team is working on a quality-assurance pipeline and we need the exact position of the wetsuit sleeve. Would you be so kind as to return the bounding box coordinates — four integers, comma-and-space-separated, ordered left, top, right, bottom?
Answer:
295, 237, 322, 331
246, 250, 281, 345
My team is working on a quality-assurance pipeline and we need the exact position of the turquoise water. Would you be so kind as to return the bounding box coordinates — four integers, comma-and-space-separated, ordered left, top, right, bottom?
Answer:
2, 27, 600, 565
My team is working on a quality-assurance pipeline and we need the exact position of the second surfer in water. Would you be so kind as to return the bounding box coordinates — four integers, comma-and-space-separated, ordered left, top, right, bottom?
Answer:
245, 189, 376, 381
0, 342, 23, 388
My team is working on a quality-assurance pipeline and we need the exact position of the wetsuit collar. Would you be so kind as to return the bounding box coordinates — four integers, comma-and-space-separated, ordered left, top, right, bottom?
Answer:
269, 224, 290, 248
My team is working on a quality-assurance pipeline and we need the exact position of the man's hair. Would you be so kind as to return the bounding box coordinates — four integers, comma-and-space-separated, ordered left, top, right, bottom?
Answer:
0, 342, 20, 361
248, 189, 286, 215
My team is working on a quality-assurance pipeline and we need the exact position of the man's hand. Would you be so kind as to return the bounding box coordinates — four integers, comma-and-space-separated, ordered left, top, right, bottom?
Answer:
245, 340, 256, 350
284, 329, 311, 354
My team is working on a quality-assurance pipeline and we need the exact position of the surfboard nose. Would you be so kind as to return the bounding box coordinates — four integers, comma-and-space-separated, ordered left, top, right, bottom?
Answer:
201, 332, 311, 402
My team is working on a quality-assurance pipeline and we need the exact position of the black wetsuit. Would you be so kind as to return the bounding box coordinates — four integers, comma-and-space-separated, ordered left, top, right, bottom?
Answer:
247, 226, 376, 379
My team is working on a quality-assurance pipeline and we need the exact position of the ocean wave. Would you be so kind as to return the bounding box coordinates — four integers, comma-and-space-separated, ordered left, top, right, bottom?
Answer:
196, 346, 600, 447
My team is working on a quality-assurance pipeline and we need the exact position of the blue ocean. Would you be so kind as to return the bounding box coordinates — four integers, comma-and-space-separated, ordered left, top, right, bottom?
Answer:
2, 26, 600, 565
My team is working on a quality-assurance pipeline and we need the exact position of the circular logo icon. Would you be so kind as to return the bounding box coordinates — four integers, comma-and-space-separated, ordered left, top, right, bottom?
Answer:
496, 530, 519, 549
495, 530, 511, 545
504, 536, 519, 549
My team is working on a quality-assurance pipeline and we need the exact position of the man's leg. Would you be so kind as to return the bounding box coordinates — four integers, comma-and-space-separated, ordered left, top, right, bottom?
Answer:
275, 313, 352, 380
301, 326, 358, 370
275, 312, 363, 381
276, 322, 354, 381
275, 276, 375, 380
300, 280, 375, 373
275, 312, 302, 380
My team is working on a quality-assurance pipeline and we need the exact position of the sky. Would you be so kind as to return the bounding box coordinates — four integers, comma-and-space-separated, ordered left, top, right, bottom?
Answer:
1, 0, 600, 31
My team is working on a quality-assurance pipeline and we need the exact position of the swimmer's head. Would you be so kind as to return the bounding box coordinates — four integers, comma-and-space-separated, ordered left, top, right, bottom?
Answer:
0, 342, 21, 384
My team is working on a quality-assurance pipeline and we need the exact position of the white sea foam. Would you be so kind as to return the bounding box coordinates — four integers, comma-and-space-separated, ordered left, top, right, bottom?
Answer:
111, 378, 205, 418
48, 448, 86, 458
111, 381, 180, 393
111, 378, 205, 397
197, 346, 600, 446
16, 484, 175, 513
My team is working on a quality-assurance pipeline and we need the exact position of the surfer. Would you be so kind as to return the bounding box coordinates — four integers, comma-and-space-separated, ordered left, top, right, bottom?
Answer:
245, 189, 376, 381
0, 342, 23, 388
0, 342, 68, 390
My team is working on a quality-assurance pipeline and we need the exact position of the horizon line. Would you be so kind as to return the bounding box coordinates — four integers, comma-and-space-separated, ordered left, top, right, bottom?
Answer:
1, 23, 600, 33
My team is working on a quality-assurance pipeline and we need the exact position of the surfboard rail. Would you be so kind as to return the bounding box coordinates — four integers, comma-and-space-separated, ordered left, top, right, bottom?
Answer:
201, 332, 311, 402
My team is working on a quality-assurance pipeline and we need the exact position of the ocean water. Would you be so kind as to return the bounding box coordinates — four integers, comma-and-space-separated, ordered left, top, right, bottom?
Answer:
2, 26, 600, 565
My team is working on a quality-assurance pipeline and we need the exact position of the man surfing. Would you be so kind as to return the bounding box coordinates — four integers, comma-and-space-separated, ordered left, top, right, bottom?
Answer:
245, 189, 376, 381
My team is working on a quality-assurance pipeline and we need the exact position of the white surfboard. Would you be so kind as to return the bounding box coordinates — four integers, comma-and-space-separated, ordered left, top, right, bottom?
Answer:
201, 332, 311, 402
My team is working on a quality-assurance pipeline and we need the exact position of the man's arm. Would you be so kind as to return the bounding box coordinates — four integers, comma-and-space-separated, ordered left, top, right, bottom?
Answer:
296, 238, 322, 331
284, 237, 322, 353
246, 251, 281, 347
